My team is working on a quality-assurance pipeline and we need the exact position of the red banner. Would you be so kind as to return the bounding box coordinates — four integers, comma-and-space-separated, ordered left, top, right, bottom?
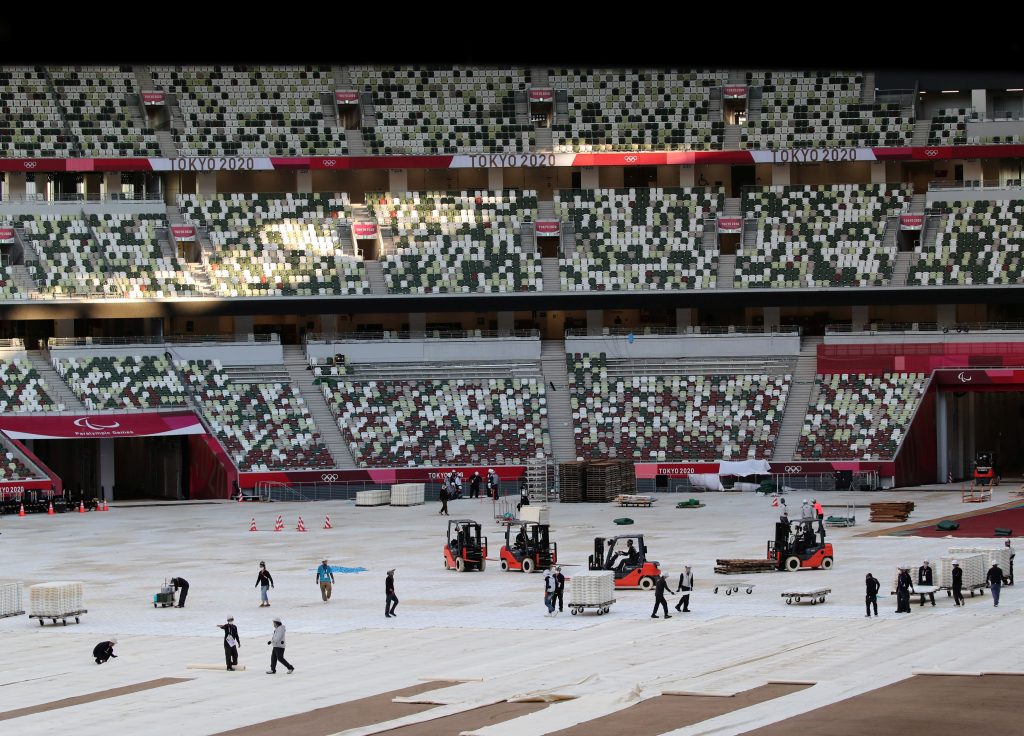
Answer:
528, 89, 554, 102
352, 222, 378, 238
0, 411, 205, 440
238, 465, 527, 489
535, 220, 561, 235
717, 217, 742, 233
634, 460, 894, 479
0, 479, 52, 492
6, 435, 61, 494
141, 91, 165, 105
0, 227, 14, 244
900, 214, 924, 230
335, 91, 359, 104
723, 86, 748, 98
170, 225, 196, 241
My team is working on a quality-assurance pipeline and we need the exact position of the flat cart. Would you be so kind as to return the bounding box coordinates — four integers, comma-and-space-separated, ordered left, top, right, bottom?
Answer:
153, 584, 175, 608
614, 495, 655, 507
940, 583, 987, 598
825, 504, 857, 527
568, 600, 615, 616
781, 588, 831, 605
714, 582, 755, 595
889, 584, 941, 605
30, 609, 87, 626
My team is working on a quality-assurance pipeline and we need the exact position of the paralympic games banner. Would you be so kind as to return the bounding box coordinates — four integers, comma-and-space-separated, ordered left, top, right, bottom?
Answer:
0, 411, 206, 440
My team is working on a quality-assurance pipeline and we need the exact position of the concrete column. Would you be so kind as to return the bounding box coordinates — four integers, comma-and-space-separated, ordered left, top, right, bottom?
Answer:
6, 172, 26, 199
497, 311, 515, 333
234, 316, 253, 338
936, 391, 948, 482
963, 160, 983, 183
143, 318, 163, 337
408, 312, 426, 336
320, 314, 338, 336
99, 439, 115, 502
102, 172, 121, 199
762, 306, 781, 331
84, 173, 102, 199
581, 167, 599, 189
870, 161, 887, 185
487, 168, 504, 190
936, 304, 956, 327
772, 164, 791, 186
851, 306, 869, 331
388, 169, 408, 193
971, 89, 988, 119
197, 172, 217, 195
586, 309, 603, 335
296, 170, 313, 193
678, 166, 695, 187
54, 319, 75, 338
675, 307, 693, 332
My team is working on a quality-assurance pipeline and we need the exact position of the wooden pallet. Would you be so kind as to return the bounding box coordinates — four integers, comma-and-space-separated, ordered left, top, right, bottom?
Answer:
714, 558, 777, 575
869, 501, 915, 523
614, 495, 655, 507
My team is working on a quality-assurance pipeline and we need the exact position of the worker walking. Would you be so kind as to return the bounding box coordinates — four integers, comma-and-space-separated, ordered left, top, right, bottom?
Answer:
801, 498, 813, 521
865, 572, 880, 617
553, 566, 566, 613
256, 561, 274, 607
1006, 540, 1016, 585
218, 616, 240, 670
651, 573, 673, 619
675, 565, 694, 612
93, 639, 117, 664
170, 577, 189, 608
952, 560, 965, 606
266, 617, 294, 674
778, 497, 789, 524
544, 569, 557, 616
385, 569, 398, 618
438, 485, 449, 516
895, 565, 914, 613
316, 559, 335, 602
987, 563, 1006, 607
487, 468, 500, 500
917, 560, 936, 606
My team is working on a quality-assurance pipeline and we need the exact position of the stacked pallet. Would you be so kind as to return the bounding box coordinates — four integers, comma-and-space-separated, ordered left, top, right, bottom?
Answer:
568, 571, 615, 606
714, 558, 777, 575
390, 483, 425, 506
869, 501, 915, 522
29, 582, 84, 617
559, 462, 584, 503
0, 582, 24, 618
355, 489, 391, 507
936, 554, 986, 588
949, 546, 1012, 572
586, 461, 623, 503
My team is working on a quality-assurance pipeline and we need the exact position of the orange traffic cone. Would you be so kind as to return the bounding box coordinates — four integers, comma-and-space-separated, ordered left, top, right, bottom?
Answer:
323, 515, 333, 530
296, 516, 307, 532
47, 502, 55, 515
771, 497, 779, 508
274, 515, 284, 532
249, 517, 258, 532
18, 504, 25, 517
102, 500, 109, 512
78, 500, 86, 513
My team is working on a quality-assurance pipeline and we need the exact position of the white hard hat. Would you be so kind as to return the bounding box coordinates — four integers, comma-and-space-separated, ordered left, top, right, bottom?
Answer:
952, 560, 960, 565
803, 498, 808, 503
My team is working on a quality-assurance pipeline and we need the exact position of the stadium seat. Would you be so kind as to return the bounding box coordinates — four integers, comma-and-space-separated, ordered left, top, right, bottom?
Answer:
54, 355, 187, 410
0, 359, 62, 412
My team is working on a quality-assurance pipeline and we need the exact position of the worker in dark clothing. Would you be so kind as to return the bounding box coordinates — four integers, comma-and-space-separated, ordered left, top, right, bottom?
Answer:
438, 485, 449, 516
517, 486, 530, 512
987, 563, 1006, 607
895, 566, 914, 613
1006, 540, 1016, 585
553, 566, 566, 613
865, 572, 880, 617
256, 562, 274, 607
651, 573, 673, 619
951, 561, 965, 606
917, 560, 936, 606
218, 616, 240, 670
675, 565, 693, 612
170, 577, 189, 608
469, 472, 482, 500
614, 540, 639, 571
385, 569, 398, 618
93, 639, 117, 664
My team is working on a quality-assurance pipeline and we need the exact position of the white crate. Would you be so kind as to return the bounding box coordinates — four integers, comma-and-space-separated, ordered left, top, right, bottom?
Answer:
355, 489, 391, 507
568, 570, 615, 606
0, 582, 24, 617
29, 582, 84, 617
948, 546, 1012, 572
390, 483, 425, 506
936, 554, 986, 589
520, 505, 549, 525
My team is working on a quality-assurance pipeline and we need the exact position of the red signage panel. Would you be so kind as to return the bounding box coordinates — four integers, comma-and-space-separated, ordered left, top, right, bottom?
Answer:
0, 411, 205, 440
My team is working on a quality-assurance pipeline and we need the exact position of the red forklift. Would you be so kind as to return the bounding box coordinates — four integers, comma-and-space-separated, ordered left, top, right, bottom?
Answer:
768, 520, 834, 571
443, 519, 488, 572
499, 521, 557, 573
588, 534, 662, 589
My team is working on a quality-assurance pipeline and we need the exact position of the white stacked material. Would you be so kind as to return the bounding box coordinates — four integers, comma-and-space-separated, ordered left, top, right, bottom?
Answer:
29, 582, 84, 617
390, 483, 425, 506
568, 571, 615, 606
520, 505, 550, 525
949, 546, 1012, 572
355, 489, 391, 507
936, 554, 985, 588
0, 582, 25, 617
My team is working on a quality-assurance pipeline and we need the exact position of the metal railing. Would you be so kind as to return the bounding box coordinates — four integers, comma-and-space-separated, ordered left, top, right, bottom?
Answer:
826, 322, 1024, 334
0, 192, 164, 204
249, 479, 525, 504
306, 329, 539, 343
0, 338, 25, 349
47, 333, 279, 348
928, 179, 1023, 191
565, 325, 801, 337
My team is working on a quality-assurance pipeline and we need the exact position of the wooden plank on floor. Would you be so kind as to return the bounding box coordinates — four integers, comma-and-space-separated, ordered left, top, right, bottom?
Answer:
0, 678, 191, 722
375, 702, 547, 735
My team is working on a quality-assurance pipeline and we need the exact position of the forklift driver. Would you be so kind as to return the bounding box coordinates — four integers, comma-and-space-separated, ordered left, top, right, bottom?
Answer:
515, 527, 528, 552
612, 540, 639, 571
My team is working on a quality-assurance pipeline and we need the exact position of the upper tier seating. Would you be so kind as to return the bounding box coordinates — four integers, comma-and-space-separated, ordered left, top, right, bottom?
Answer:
48, 66, 160, 156
54, 355, 187, 410
0, 359, 60, 412
150, 65, 345, 156
928, 108, 969, 145
737, 184, 911, 287
548, 68, 726, 152
88, 213, 199, 297
741, 71, 912, 149
911, 199, 1024, 285
179, 192, 367, 296
366, 190, 540, 293
555, 187, 722, 290
796, 372, 927, 460
0, 66, 72, 157
350, 66, 533, 155
179, 359, 334, 471
568, 353, 790, 461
